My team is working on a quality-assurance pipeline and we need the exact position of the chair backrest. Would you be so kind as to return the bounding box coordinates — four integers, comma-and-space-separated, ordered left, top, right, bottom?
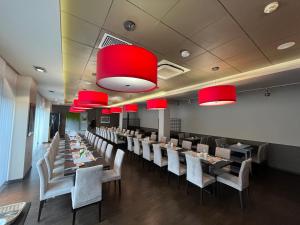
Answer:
257, 143, 268, 163
238, 159, 252, 189
36, 159, 49, 200
133, 138, 141, 155
130, 130, 135, 135
182, 140, 192, 150
170, 138, 178, 147
153, 144, 163, 166
185, 153, 204, 187
44, 151, 54, 180
94, 137, 99, 148
72, 165, 103, 209
197, 144, 209, 153
150, 134, 157, 141
160, 136, 167, 143
127, 136, 133, 151
97, 138, 103, 151
215, 147, 231, 159
215, 138, 227, 147
105, 144, 113, 162
167, 148, 180, 175
101, 141, 108, 155
113, 149, 125, 176
142, 141, 151, 161
137, 134, 142, 139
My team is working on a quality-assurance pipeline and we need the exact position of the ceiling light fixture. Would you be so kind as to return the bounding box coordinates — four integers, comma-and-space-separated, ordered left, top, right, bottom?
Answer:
78, 90, 108, 107
264, 2, 279, 14
277, 42, 296, 50
211, 66, 220, 71
110, 107, 123, 113
33, 65, 47, 73
69, 107, 85, 113
198, 85, 237, 106
96, 44, 157, 92
124, 104, 138, 112
180, 50, 190, 58
123, 20, 136, 32
49, 90, 54, 93
146, 99, 168, 110
102, 108, 111, 115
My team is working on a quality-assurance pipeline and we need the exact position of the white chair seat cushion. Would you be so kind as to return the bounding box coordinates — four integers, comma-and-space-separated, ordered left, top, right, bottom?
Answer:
101, 170, 120, 183
201, 173, 216, 188
160, 158, 168, 167
217, 173, 241, 191
43, 177, 73, 200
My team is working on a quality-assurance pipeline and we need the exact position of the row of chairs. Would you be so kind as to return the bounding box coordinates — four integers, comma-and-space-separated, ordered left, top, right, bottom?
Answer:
95, 128, 125, 145
37, 131, 125, 225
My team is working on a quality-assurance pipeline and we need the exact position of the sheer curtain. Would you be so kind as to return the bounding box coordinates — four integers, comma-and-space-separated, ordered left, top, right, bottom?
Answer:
0, 78, 16, 187
33, 94, 51, 152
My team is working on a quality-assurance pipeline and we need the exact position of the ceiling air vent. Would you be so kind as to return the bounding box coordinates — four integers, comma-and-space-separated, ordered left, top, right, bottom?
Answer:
158, 59, 190, 80
98, 33, 131, 49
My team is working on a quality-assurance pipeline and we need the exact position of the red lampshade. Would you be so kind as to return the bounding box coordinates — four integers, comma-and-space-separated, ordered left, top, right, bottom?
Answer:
124, 104, 138, 112
73, 99, 93, 109
96, 44, 157, 92
146, 99, 167, 110
69, 107, 85, 113
198, 85, 237, 106
78, 90, 108, 107
102, 108, 111, 115
110, 107, 122, 113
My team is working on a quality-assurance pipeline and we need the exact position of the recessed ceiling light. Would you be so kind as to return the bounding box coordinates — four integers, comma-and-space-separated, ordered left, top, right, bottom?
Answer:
123, 20, 136, 32
49, 90, 54, 93
92, 73, 96, 76
82, 80, 92, 85
180, 50, 191, 58
211, 66, 220, 71
277, 42, 296, 50
264, 2, 279, 14
33, 65, 46, 73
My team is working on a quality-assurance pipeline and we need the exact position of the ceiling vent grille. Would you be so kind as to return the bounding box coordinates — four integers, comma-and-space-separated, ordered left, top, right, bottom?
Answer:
98, 33, 131, 49
158, 59, 190, 80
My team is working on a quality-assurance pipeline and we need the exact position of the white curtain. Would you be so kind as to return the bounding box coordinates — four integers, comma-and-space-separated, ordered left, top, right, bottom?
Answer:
0, 78, 16, 187
33, 94, 51, 151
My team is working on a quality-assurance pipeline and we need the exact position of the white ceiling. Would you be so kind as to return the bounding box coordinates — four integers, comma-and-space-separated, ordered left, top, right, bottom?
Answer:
0, 0, 64, 102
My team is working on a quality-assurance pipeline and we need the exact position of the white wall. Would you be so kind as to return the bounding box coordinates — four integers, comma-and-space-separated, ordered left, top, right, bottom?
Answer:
137, 105, 159, 129
170, 85, 300, 147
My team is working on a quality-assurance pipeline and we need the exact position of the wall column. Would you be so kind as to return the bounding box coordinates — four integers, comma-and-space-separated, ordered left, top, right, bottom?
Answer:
119, 112, 123, 129
158, 108, 170, 140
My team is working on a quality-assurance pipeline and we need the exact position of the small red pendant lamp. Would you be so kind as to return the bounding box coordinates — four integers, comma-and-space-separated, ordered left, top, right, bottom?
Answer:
96, 44, 157, 92
124, 104, 138, 112
78, 90, 108, 107
110, 107, 123, 113
69, 107, 85, 113
198, 85, 237, 106
102, 108, 111, 115
73, 99, 92, 110
146, 99, 168, 110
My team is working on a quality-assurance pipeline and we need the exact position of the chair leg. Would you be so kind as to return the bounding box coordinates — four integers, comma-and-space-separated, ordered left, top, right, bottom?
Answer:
200, 188, 203, 205
118, 180, 122, 195
37, 200, 45, 222
72, 209, 77, 225
98, 201, 102, 222
239, 191, 244, 209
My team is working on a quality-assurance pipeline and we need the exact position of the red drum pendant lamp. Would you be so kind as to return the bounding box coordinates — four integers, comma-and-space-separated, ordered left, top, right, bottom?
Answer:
102, 108, 111, 115
96, 44, 157, 92
198, 85, 237, 106
110, 107, 123, 113
124, 104, 138, 112
146, 99, 168, 110
78, 90, 108, 107
69, 107, 85, 113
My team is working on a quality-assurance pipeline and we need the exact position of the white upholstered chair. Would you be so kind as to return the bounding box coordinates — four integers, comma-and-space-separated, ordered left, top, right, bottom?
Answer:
185, 153, 216, 203
170, 138, 178, 147
153, 144, 167, 168
252, 143, 268, 164
102, 149, 125, 194
36, 159, 73, 222
214, 147, 231, 175
71, 165, 103, 225
197, 144, 209, 153
100, 141, 108, 156
182, 140, 192, 150
96, 138, 103, 152
160, 136, 167, 144
142, 141, 153, 165
217, 159, 252, 209
105, 144, 113, 162
167, 148, 186, 187
150, 134, 157, 141
133, 138, 142, 156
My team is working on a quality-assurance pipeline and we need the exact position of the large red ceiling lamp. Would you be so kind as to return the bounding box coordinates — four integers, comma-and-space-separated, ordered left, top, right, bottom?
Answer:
102, 108, 111, 115
198, 85, 237, 106
69, 107, 85, 113
78, 90, 108, 107
124, 104, 138, 112
73, 99, 92, 110
96, 44, 157, 92
110, 107, 123, 113
146, 99, 168, 110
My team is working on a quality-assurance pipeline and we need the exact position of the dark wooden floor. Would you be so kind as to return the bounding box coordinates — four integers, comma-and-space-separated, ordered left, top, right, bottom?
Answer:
1, 144, 300, 225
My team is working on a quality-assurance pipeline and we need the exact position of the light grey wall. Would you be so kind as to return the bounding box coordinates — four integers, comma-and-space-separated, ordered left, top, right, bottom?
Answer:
137, 104, 159, 129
